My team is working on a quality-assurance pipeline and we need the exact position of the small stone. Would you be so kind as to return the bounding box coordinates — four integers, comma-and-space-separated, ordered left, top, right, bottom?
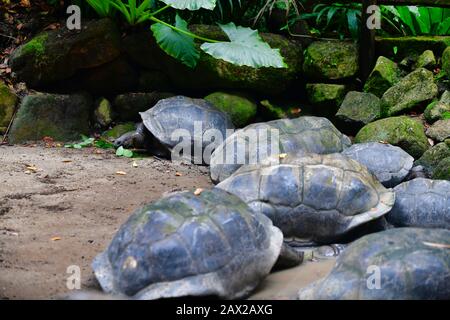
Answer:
413, 50, 436, 70
355, 116, 429, 158
204, 91, 257, 127
415, 142, 450, 177
426, 119, 450, 142
424, 91, 450, 123
303, 41, 359, 80
306, 83, 347, 109
442, 46, 450, 78
381, 68, 438, 116
9, 92, 92, 143
364, 56, 401, 97
0, 80, 18, 134
336, 91, 381, 127
432, 157, 450, 180
94, 98, 113, 127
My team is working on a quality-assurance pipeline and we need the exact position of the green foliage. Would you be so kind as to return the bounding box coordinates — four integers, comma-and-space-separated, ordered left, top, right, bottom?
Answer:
443, 112, 450, 120
201, 22, 286, 67
64, 135, 95, 149
85, 0, 113, 17
299, 2, 361, 40
159, 0, 216, 10
151, 14, 200, 67
381, 6, 450, 36
82, 0, 286, 69
116, 146, 134, 157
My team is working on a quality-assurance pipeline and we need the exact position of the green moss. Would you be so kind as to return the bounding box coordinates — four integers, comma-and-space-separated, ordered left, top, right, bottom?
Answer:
415, 142, 450, 176
443, 47, 450, 79
336, 91, 381, 126
0, 81, 18, 130
303, 41, 359, 80
381, 68, 438, 117
306, 83, 347, 107
432, 157, 450, 180
363, 56, 400, 98
355, 116, 429, 158
204, 91, 257, 127
20, 33, 48, 59
376, 36, 450, 60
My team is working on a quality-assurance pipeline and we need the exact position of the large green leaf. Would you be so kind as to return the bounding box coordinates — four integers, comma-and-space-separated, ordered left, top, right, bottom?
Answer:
200, 23, 287, 68
158, 0, 216, 10
151, 15, 200, 68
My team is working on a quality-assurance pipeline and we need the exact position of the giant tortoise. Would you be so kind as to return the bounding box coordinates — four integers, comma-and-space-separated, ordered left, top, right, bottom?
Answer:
92, 188, 293, 300
298, 227, 450, 299
386, 178, 450, 229
114, 96, 234, 163
216, 153, 395, 244
210, 116, 351, 183
342, 142, 414, 187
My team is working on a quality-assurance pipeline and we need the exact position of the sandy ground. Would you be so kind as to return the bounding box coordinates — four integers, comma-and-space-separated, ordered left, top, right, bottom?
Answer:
0, 145, 334, 300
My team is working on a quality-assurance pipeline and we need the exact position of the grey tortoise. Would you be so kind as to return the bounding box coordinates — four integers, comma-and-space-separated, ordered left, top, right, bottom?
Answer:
342, 142, 414, 187
114, 95, 234, 163
210, 116, 351, 183
298, 227, 450, 300
92, 188, 297, 300
216, 153, 395, 244
386, 178, 450, 229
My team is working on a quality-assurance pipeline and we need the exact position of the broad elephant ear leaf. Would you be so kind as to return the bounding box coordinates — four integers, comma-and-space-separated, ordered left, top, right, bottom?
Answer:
200, 23, 287, 68
151, 15, 200, 68
158, 0, 216, 10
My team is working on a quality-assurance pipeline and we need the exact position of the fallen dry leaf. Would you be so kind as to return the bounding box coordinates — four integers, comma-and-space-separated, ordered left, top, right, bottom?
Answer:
62, 160, 72, 163
25, 165, 38, 172
116, 171, 127, 175
132, 161, 138, 168
279, 153, 287, 159
194, 188, 204, 196
175, 172, 182, 176
51, 236, 61, 241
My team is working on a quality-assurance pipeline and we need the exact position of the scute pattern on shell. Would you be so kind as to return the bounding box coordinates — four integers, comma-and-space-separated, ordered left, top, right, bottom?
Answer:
216, 153, 395, 243
342, 142, 414, 187
210, 116, 351, 183
387, 178, 450, 229
140, 96, 234, 161
298, 228, 450, 300
92, 188, 282, 299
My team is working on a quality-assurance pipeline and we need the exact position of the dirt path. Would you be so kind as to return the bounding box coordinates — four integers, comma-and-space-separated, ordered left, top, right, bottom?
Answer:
0, 145, 333, 300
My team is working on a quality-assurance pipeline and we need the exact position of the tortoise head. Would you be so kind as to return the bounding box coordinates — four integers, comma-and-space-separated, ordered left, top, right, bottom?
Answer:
114, 130, 145, 149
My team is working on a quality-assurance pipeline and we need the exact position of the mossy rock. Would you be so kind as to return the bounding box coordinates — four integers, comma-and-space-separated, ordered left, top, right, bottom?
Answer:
159, 25, 303, 95
363, 56, 401, 98
94, 98, 113, 127
10, 19, 121, 88
424, 90, 450, 123
102, 122, 136, 141
336, 91, 381, 128
306, 83, 348, 108
442, 46, 450, 79
0, 80, 18, 133
75, 58, 138, 96
375, 36, 450, 60
432, 157, 450, 180
381, 68, 438, 116
303, 41, 359, 80
426, 119, 450, 142
415, 142, 450, 177
204, 92, 257, 127
413, 50, 436, 70
9, 92, 92, 143
355, 116, 429, 158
